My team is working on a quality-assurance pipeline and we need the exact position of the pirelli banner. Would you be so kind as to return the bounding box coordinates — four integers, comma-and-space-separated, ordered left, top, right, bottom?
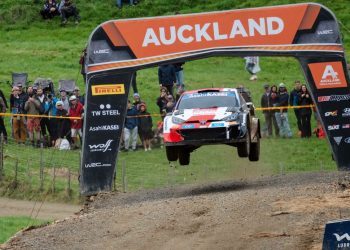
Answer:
81, 3, 350, 195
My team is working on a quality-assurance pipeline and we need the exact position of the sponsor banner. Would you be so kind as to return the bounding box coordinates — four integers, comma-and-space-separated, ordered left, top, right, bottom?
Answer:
91, 84, 125, 96
106, 5, 311, 58
328, 125, 340, 131
89, 125, 119, 132
91, 103, 121, 117
85, 162, 112, 168
324, 110, 338, 117
343, 124, 350, 129
323, 219, 350, 250
333, 137, 342, 145
88, 139, 114, 153
345, 137, 350, 144
309, 62, 348, 89
317, 94, 350, 103
342, 108, 350, 117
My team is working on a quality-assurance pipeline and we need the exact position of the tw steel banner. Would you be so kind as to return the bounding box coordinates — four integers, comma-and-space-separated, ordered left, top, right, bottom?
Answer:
81, 3, 350, 195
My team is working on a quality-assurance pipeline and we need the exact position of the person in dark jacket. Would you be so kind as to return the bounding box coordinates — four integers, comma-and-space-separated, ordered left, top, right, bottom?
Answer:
0, 94, 8, 143
261, 84, 279, 137
156, 87, 172, 120
138, 103, 153, 151
275, 83, 292, 138
60, 0, 80, 25
55, 101, 71, 144
124, 100, 138, 151
298, 84, 313, 138
289, 80, 302, 136
158, 64, 176, 96
40, 0, 59, 19
11, 86, 27, 144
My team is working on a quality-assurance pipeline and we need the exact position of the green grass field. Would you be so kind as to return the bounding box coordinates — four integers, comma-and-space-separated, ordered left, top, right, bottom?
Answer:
0, 216, 47, 244
0, 0, 349, 204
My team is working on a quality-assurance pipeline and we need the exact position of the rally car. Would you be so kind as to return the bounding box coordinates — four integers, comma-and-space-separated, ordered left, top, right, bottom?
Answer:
163, 88, 261, 165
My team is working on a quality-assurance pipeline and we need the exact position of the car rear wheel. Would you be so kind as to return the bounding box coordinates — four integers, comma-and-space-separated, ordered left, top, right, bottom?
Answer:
249, 136, 260, 161
237, 129, 250, 157
166, 146, 179, 161
179, 149, 190, 165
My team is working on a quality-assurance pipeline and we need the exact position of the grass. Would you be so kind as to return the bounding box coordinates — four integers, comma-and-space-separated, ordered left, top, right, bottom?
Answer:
0, 216, 48, 244
0, 0, 348, 203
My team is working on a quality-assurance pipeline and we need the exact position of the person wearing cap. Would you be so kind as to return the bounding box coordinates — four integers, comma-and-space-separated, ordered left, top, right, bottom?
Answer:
275, 83, 292, 138
132, 92, 143, 111
260, 84, 278, 137
73, 86, 85, 106
58, 89, 69, 111
55, 101, 71, 146
289, 80, 302, 136
10, 86, 27, 144
68, 95, 84, 149
123, 100, 138, 152
138, 103, 153, 151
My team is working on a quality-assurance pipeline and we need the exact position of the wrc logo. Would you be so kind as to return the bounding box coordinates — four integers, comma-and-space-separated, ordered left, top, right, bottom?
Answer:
333, 233, 350, 241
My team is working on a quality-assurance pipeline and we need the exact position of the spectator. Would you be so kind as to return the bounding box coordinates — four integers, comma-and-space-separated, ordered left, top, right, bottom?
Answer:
60, 0, 80, 25
298, 84, 313, 138
244, 56, 260, 81
73, 86, 84, 106
24, 92, 42, 147
138, 103, 153, 151
132, 92, 143, 111
116, 0, 137, 9
165, 95, 175, 113
36, 88, 50, 145
275, 83, 292, 138
0, 92, 7, 143
58, 89, 70, 111
174, 62, 185, 92
158, 64, 176, 96
11, 86, 27, 144
44, 93, 58, 146
156, 87, 171, 120
269, 84, 280, 137
55, 101, 71, 144
124, 100, 138, 151
261, 84, 278, 137
68, 95, 83, 149
40, 0, 59, 19
289, 80, 302, 136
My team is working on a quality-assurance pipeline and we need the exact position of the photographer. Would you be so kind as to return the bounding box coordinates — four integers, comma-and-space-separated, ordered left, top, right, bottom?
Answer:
156, 87, 172, 120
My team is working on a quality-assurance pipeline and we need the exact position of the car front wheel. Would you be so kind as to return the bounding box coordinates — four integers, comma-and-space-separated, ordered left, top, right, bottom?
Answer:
166, 146, 179, 161
249, 135, 260, 161
178, 149, 190, 165
237, 129, 250, 157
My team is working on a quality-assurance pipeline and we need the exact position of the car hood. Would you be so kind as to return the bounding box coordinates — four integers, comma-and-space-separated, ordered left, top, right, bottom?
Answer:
174, 107, 232, 122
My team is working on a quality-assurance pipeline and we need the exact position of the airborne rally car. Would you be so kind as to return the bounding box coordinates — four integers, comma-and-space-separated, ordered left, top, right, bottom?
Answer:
163, 88, 261, 165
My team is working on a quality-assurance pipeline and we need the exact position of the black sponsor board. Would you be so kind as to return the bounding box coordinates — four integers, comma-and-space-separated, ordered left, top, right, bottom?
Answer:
80, 73, 132, 195
323, 219, 350, 250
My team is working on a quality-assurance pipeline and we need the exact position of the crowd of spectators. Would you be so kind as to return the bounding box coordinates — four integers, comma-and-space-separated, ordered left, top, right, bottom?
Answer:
40, 0, 80, 25
1, 83, 84, 149
260, 81, 316, 139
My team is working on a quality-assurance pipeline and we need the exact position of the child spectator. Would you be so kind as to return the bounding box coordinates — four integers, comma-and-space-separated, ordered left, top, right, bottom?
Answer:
124, 100, 138, 151
298, 84, 313, 138
60, 0, 80, 25
138, 103, 153, 151
24, 92, 41, 147
11, 87, 27, 144
40, 0, 59, 19
68, 95, 84, 149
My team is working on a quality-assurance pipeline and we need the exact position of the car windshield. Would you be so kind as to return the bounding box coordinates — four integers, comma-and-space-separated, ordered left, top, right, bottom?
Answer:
177, 91, 239, 110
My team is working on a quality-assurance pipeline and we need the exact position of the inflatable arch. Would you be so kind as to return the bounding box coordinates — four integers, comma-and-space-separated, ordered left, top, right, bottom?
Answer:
81, 3, 350, 195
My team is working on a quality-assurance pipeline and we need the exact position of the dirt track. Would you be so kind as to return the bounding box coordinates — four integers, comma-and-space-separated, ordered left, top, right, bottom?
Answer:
3, 171, 350, 250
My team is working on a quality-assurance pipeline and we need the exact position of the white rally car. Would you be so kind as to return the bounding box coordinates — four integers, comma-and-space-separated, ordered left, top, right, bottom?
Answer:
163, 88, 261, 165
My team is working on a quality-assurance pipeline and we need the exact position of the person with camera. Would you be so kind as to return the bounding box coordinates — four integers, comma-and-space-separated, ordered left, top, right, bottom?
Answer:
156, 87, 173, 120
24, 91, 42, 147
40, 0, 59, 19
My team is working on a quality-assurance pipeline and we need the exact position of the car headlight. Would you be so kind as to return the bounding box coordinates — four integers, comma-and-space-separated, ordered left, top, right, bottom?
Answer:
223, 113, 239, 122
172, 116, 186, 124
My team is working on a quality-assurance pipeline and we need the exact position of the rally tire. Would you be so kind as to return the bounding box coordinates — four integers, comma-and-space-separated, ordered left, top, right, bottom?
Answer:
237, 129, 250, 158
166, 146, 179, 161
179, 150, 190, 165
249, 136, 260, 161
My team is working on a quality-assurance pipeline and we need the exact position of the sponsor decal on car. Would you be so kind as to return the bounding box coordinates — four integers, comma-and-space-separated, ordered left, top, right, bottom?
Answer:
342, 108, 350, 117
328, 125, 340, 131
318, 94, 350, 103
88, 139, 113, 152
91, 104, 120, 117
309, 62, 347, 89
333, 137, 342, 145
192, 109, 217, 115
325, 110, 338, 117
91, 84, 125, 96
85, 162, 112, 168
210, 122, 225, 128
183, 92, 235, 99
181, 124, 195, 129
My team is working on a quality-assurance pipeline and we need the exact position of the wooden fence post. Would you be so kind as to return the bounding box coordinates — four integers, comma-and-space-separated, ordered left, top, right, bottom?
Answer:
39, 142, 44, 191
0, 135, 3, 181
